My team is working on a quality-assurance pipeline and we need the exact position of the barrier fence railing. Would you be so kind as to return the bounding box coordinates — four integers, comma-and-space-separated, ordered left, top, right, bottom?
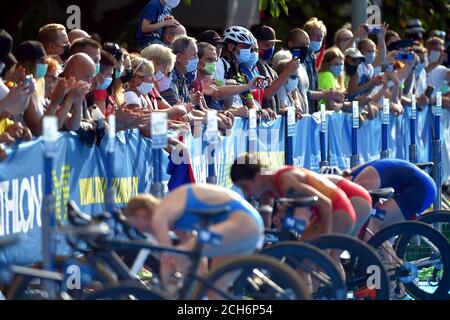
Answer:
1, 103, 450, 266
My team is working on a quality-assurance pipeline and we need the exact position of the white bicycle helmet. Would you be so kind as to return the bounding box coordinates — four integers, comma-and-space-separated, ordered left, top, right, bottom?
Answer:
318, 166, 343, 176
223, 26, 256, 46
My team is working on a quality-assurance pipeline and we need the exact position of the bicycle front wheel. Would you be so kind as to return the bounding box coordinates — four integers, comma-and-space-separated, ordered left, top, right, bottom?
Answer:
191, 254, 310, 300
261, 241, 347, 300
369, 221, 450, 300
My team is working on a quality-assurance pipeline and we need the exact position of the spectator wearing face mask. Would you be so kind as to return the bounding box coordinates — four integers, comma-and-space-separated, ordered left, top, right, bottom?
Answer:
252, 25, 300, 115
303, 17, 327, 109
124, 56, 157, 110
426, 37, 450, 97
92, 51, 117, 116
274, 59, 303, 116
14, 40, 50, 135
197, 30, 225, 86
70, 38, 102, 79
162, 36, 202, 109
196, 42, 259, 114
38, 24, 70, 64
137, 0, 182, 51
219, 26, 275, 119
287, 28, 344, 113
139, 44, 189, 122
318, 47, 346, 110
348, 23, 388, 100
103, 43, 126, 113
162, 24, 187, 47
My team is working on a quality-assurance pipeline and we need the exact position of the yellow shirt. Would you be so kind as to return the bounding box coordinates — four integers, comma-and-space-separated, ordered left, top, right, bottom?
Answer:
0, 118, 14, 135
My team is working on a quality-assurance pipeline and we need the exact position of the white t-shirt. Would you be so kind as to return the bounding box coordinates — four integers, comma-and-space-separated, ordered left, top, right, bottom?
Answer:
427, 65, 450, 97
414, 69, 427, 97
214, 58, 230, 85
124, 91, 148, 108
357, 63, 374, 85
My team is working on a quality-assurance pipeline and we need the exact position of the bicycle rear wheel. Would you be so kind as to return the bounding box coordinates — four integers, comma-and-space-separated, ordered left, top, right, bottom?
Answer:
191, 254, 310, 300
307, 234, 390, 300
369, 221, 450, 300
417, 210, 450, 244
261, 242, 347, 300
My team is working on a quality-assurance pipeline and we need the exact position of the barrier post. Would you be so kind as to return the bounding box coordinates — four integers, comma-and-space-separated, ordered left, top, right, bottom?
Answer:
151, 112, 168, 198
248, 109, 258, 155
409, 95, 418, 163
42, 116, 58, 299
206, 110, 218, 184
351, 101, 360, 168
105, 115, 115, 213
319, 104, 328, 168
285, 106, 295, 165
381, 98, 390, 159
432, 92, 443, 210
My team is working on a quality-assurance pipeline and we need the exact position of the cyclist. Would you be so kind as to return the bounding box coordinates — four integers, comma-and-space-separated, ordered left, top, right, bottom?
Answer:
343, 159, 437, 235
230, 153, 356, 240
318, 166, 373, 237
124, 183, 264, 292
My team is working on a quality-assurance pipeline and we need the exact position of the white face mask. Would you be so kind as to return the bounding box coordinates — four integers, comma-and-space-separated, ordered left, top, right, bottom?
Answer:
285, 77, 299, 92
428, 50, 441, 63
154, 71, 165, 82
157, 75, 173, 92
165, 0, 181, 9
137, 81, 155, 95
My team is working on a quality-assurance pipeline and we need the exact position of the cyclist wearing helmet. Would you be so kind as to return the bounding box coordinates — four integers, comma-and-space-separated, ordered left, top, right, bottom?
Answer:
319, 166, 373, 237
220, 26, 276, 119
230, 153, 356, 240
344, 159, 437, 234
125, 183, 264, 292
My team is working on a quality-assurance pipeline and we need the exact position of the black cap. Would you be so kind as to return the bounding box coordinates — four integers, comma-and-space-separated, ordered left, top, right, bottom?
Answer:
252, 25, 282, 43
0, 29, 17, 65
198, 30, 224, 46
15, 40, 46, 62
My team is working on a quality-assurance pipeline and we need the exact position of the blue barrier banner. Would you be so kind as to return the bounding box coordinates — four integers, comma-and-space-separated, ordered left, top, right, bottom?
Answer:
1, 107, 449, 266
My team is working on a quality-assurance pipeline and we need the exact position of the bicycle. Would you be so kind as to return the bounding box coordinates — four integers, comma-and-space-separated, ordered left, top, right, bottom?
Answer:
8, 201, 311, 300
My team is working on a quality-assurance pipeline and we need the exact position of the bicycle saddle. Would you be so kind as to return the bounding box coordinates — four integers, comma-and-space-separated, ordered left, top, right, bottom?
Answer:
368, 188, 395, 202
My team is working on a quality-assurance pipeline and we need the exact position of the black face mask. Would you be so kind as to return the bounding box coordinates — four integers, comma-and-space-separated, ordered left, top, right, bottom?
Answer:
289, 47, 309, 63
345, 62, 358, 76
121, 69, 133, 84
60, 44, 71, 62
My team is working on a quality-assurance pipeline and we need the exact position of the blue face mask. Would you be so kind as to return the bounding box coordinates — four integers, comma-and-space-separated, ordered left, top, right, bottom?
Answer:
245, 51, 259, 68
36, 63, 48, 79
96, 77, 113, 90
114, 65, 125, 79
364, 52, 375, 65
285, 77, 299, 92
235, 48, 251, 64
94, 63, 101, 77
330, 64, 344, 77
415, 63, 425, 75
186, 57, 199, 73
310, 41, 322, 53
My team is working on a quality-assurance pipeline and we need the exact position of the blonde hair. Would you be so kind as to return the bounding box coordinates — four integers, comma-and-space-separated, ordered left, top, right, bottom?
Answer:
44, 56, 61, 75
38, 24, 66, 46
304, 18, 327, 37
130, 56, 154, 78
319, 47, 345, 92
124, 194, 161, 219
357, 38, 376, 53
141, 44, 176, 73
